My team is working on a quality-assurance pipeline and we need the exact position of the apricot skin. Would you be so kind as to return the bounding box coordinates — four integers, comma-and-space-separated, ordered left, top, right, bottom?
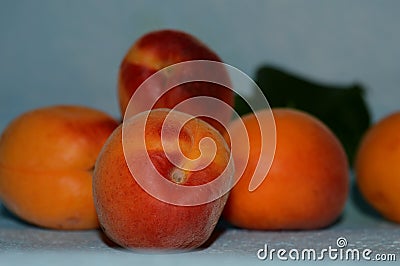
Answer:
223, 108, 349, 230
0, 105, 118, 230
355, 111, 400, 223
93, 109, 231, 249
118, 29, 234, 134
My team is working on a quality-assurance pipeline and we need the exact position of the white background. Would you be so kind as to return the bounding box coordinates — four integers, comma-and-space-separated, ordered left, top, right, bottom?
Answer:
1, 0, 399, 131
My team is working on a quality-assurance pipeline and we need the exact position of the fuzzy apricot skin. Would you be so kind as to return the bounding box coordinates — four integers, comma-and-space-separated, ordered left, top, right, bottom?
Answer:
223, 108, 349, 230
118, 29, 234, 134
355, 111, 400, 223
0, 105, 118, 230
93, 109, 231, 249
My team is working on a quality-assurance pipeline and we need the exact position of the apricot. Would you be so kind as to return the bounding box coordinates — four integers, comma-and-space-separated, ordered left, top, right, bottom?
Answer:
355, 111, 400, 223
118, 29, 234, 133
93, 109, 233, 249
223, 108, 349, 230
0, 105, 118, 229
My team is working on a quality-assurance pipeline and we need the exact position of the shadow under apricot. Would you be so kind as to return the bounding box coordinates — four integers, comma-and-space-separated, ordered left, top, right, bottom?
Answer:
350, 182, 383, 220
198, 223, 228, 250
0, 204, 34, 227
97, 226, 124, 250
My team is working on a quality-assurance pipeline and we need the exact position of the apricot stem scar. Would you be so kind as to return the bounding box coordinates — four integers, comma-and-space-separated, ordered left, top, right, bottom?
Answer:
171, 168, 187, 184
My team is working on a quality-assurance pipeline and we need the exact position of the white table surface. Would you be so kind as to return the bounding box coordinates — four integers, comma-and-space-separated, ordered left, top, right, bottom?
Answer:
1, 182, 399, 266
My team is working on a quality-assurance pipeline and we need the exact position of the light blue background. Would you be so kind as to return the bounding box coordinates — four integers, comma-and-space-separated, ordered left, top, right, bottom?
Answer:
1, 0, 400, 132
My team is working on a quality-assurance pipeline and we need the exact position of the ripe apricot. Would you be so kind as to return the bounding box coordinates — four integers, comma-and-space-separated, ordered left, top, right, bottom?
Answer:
0, 105, 118, 229
118, 29, 234, 134
223, 108, 349, 229
355, 111, 400, 223
93, 109, 233, 249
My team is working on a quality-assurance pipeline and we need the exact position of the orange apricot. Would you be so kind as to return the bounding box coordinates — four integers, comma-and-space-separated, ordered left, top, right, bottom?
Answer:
355, 111, 400, 223
0, 105, 118, 229
223, 108, 349, 229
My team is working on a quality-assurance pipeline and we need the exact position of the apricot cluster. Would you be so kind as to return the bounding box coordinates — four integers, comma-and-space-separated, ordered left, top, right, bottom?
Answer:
0, 30, 358, 251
